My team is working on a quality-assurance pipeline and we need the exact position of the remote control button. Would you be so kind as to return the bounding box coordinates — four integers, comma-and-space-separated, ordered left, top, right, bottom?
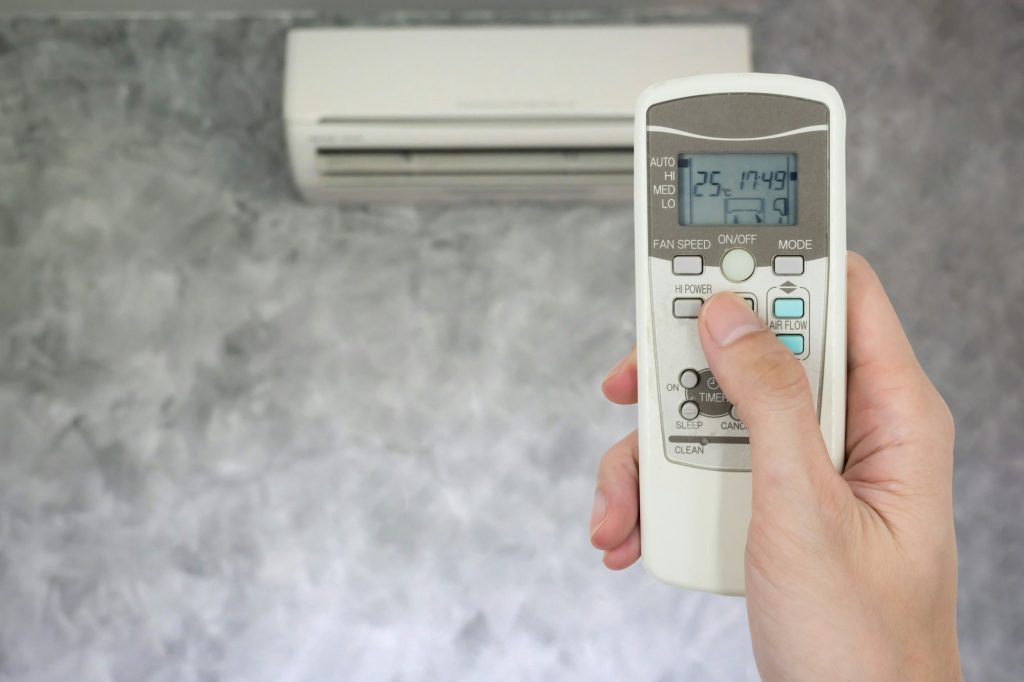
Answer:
776, 334, 805, 354
679, 369, 700, 389
679, 401, 700, 420
672, 255, 704, 275
773, 255, 804, 276
684, 368, 731, 418
673, 298, 704, 319
772, 297, 805, 318
741, 294, 757, 310
730, 404, 742, 421
721, 249, 755, 283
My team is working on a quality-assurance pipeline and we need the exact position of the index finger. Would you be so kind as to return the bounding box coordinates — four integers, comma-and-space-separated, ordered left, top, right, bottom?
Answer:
601, 346, 638, 405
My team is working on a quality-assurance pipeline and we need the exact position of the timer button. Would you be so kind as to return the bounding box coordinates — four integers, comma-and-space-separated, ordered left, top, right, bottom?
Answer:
721, 248, 755, 283
672, 255, 704, 275
773, 255, 805, 276
684, 368, 732, 418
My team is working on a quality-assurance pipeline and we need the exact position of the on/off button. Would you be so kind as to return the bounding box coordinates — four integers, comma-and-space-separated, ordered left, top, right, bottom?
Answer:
721, 249, 755, 282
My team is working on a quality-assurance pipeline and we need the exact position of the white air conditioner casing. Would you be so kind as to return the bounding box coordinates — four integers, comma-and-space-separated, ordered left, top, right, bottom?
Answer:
285, 26, 751, 203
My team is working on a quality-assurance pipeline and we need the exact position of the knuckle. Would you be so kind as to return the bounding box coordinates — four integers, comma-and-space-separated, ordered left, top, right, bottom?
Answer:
934, 392, 956, 442
748, 347, 810, 406
598, 434, 639, 483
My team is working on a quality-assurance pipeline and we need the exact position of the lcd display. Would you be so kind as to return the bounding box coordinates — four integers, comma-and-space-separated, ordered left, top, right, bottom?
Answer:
679, 153, 797, 225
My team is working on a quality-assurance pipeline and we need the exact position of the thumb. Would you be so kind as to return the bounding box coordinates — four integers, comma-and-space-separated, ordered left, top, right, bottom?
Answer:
697, 292, 842, 509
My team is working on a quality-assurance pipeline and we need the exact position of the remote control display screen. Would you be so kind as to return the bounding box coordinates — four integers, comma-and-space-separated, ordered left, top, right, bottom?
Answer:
678, 153, 797, 226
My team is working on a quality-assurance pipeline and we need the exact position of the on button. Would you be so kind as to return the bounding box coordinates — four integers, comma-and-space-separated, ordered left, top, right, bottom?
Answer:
679, 369, 700, 389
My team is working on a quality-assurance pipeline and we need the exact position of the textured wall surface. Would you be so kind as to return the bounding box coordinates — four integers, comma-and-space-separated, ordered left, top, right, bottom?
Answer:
0, 1, 1021, 681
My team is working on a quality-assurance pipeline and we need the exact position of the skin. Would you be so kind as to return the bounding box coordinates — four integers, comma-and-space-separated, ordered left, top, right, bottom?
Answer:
590, 253, 961, 681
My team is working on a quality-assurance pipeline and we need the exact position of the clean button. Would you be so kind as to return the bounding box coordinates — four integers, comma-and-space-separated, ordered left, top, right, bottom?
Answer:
776, 334, 805, 354
773, 298, 805, 318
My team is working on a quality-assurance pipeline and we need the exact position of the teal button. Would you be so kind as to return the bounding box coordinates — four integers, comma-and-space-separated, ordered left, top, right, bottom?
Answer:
776, 334, 805, 354
773, 298, 805, 318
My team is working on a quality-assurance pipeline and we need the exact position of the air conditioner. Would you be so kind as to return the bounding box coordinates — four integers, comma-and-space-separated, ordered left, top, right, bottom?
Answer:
285, 26, 751, 203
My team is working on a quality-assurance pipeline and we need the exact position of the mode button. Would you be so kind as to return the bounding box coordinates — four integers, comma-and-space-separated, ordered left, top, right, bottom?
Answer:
773, 255, 805, 276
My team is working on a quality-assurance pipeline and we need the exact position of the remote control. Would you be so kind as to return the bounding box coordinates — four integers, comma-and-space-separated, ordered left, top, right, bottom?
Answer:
634, 74, 847, 595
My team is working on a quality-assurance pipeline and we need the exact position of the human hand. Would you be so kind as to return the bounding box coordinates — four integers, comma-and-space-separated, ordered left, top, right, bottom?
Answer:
591, 253, 961, 681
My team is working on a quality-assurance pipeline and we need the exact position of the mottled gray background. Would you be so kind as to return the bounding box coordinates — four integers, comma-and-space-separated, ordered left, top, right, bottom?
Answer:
0, 0, 1021, 680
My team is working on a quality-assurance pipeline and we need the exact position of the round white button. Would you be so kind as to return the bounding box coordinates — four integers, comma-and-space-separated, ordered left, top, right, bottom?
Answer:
679, 401, 700, 420
721, 248, 756, 283
679, 369, 700, 389
730, 404, 742, 422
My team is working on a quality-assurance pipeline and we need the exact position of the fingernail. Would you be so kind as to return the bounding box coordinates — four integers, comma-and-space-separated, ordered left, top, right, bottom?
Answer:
602, 353, 629, 384
702, 293, 764, 347
589, 490, 608, 538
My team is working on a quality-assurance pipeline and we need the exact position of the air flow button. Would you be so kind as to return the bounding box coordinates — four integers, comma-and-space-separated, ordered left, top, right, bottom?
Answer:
772, 298, 805, 318
776, 334, 805, 354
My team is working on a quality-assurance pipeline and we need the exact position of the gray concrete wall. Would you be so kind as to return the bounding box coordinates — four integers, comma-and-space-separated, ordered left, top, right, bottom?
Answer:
0, 1, 1020, 680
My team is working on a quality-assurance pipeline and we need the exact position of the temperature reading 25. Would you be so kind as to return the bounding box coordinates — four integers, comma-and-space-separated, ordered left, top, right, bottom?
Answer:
692, 171, 727, 197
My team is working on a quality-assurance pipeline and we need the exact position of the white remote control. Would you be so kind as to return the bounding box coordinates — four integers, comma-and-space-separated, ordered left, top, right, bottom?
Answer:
634, 74, 847, 595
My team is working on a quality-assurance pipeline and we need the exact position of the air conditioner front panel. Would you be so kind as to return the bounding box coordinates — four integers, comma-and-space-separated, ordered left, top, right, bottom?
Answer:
285, 26, 752, 123
284, 25, 752, 203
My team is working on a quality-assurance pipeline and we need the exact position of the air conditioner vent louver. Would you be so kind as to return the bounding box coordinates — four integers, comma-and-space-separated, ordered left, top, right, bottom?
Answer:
315, 149, 633, 177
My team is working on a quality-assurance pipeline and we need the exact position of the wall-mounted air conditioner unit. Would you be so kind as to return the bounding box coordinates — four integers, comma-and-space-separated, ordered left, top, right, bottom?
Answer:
285, 26, 751, 203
